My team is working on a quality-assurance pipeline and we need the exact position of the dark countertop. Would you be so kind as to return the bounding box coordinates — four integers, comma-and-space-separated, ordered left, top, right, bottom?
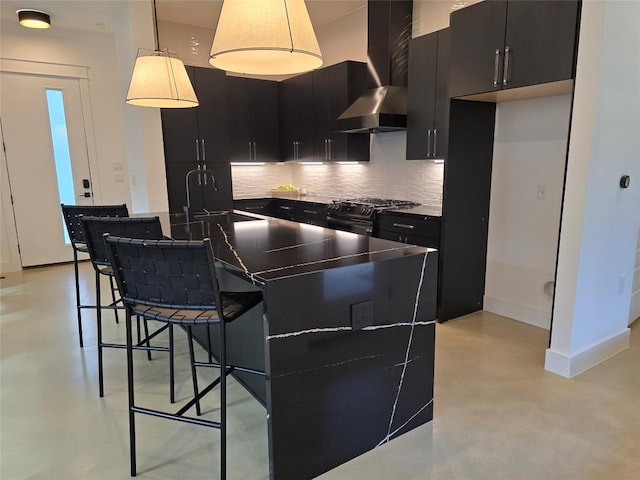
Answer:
385, 204, 443, 217
161, 211, 429, 283
234, 196, 443, 217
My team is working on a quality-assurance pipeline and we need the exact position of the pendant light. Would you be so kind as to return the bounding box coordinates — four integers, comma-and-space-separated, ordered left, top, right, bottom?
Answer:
209, 0, 323, 76
126, 0, 198, 108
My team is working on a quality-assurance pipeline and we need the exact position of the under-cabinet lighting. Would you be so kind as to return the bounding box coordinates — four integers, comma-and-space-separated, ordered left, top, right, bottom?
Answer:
432, 159, 445, 164
297, 162, 324, 165
337, 161, 360, 165
230, 162, 267, 166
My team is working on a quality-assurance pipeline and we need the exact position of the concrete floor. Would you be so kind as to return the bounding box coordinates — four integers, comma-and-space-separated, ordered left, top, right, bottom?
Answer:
1, 262, 638, 479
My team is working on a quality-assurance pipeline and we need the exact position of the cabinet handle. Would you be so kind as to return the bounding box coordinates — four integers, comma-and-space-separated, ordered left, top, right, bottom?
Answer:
303, 209, 317, 214
196, 139, 200, 162
329, 139, 334, 160
324, 139, 328, 160
493, 48, 501, 87
293, 141, 297, 160
203, 163, 207, 185
433, 129, 438, 157
253, 142, 257, 161
248, 142, 253, 161
279, 205, 292, 210
196, 164, 202, 186
201, 139, 206, 161
244, 206, 263, 211
426, 129, 432, 157
393, 223, 415, 230
503, 46, 511, 85
393, 223, 416, 230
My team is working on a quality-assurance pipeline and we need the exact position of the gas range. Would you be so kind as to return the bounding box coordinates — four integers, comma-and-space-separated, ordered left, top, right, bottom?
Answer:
327, 198, 420, 235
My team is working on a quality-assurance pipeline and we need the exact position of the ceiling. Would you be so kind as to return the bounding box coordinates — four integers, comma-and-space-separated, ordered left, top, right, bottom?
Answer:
0, 0, 365, 34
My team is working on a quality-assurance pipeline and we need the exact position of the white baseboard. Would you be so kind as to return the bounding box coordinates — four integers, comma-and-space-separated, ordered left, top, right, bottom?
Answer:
544, 328, 631, 378
483, 295, 551, 330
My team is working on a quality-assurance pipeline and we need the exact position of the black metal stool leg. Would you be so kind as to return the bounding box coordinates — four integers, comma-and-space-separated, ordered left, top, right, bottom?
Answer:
109, 276, 119, 324
207, 324, 213, 364
125, 310, 137, 477
169, 324, 175, 404
73, 248, 84, 348
187, 327, 202, 416
96, 271, 104, 398
220, 319, 227, 480
143, 318, 152, 361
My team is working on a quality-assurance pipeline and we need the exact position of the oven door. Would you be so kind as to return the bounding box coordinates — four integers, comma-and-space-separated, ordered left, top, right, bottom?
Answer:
326, 216, 373, 236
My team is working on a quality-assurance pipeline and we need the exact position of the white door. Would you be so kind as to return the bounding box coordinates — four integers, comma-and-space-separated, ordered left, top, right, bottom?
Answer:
1, 72, 94, 267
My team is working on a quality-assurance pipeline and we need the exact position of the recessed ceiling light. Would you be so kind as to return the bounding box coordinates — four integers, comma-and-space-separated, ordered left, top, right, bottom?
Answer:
451, 1, 470, 11
17, 9, 51, 29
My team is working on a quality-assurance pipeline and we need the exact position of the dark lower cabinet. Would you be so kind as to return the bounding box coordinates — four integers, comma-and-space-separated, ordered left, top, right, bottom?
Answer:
234, 198, 328, 227
438, 100, 496, 322
375, 213, 440, 249
233, 198, 275, 216
449, 0, 580, 98
406, 28, 450, 160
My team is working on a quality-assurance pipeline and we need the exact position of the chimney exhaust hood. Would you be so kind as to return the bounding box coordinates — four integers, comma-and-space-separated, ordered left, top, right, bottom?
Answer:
337, 0, 412, 134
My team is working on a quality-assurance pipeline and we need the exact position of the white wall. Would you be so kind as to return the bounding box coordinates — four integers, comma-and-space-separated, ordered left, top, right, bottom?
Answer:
232, 132, 444, 205
546, 0, 640, 378
484, 96, 572, 329
0, 19, 132, 207
631, 226, 640, 325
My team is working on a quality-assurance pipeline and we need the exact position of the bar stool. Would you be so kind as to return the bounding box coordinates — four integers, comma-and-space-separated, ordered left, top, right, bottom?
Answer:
60, 203, 129, 347
81, 216, 173, 398
104, 235, 263, 479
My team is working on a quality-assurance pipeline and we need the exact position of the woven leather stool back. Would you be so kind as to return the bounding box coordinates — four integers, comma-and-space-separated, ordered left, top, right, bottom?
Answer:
105, 237, 223, 313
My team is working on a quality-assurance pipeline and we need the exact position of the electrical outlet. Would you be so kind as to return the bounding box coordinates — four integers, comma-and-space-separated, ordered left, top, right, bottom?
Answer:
351, 301, 374, 330
618, 276, 625, 294
537, 184, 548, 200
114, 173, 124, 183
113, 162, 124, 171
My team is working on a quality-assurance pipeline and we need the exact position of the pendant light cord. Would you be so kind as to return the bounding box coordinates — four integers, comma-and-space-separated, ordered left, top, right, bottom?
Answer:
153, 0, 160, 51
283, 0, 294, 53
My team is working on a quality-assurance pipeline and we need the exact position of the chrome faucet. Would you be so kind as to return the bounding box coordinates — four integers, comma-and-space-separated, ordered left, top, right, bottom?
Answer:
184, 168, 219, 221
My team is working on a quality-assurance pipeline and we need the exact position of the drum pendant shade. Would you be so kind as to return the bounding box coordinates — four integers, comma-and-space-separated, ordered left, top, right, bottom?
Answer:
210, 0, 323, 75
125, 0, 198, 108
126, 50, 198, 108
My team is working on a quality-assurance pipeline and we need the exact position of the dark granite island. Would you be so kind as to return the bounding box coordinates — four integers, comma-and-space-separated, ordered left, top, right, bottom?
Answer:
166, 212, 438, 480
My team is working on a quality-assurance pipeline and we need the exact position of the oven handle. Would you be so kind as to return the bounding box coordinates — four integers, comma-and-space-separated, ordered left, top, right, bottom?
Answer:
326, 216, 373, 235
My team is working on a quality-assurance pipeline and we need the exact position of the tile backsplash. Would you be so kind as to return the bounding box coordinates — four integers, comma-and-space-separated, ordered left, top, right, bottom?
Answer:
231, 131, 444, 206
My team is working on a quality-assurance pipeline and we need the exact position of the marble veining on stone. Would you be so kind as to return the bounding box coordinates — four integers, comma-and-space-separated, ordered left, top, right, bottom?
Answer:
266, 320, 436, 340
275, 354, 384, 379
376, 398, 434, 447
262, 237, 333, 254
384, 252, 430, 444
216, 223, 260, 285
254, 245, 414, 276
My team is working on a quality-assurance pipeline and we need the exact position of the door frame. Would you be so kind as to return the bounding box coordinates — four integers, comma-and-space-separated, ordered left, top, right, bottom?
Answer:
0, 58, 102, 272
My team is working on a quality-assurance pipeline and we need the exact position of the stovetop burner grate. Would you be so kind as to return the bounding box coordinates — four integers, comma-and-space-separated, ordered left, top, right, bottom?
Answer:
338, 198, 420, 208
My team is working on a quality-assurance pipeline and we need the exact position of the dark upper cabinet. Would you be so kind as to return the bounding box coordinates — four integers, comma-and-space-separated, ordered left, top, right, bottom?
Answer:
449, 0, 580, 98
161, 66, 229, 165
312, 61, 370, 162
279, 72, 314, 161
161, 66, 232, 214
406, 28, 450, 160
227, 76, 280, 162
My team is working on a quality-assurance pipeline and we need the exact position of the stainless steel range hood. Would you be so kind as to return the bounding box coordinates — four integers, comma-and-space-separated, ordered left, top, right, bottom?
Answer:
337, 0, 412, 134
